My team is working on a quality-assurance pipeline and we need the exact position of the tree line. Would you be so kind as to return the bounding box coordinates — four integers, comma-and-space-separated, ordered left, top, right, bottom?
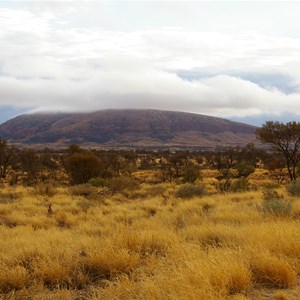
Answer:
0, 121, 300, 186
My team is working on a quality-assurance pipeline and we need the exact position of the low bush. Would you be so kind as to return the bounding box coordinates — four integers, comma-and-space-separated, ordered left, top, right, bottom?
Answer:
215, 178, 249, 193
287, 180, 300, 196
69, 184, 99, 200
105, 176, 139, 197
235, 162, 255, 178
175, 184, 207, 199
144, 184, 166, 197
181, 166, 203, 183
262, 182, 280, 190
33, 182, 57, 198
215, 179, 231, 193
229, 177, 250, 193
261, 190, 292, 217
0, 192, 20, 204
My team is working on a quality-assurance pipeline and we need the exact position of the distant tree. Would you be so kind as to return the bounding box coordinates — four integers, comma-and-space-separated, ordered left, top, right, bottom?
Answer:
182, 165, 202, 183
160, 161, 177, 182
65, 152, 103, 184
267, 157, 289, 184
40, 149, 60, 180
239, 143, 265, 168
235, 161, 255, 178
67, 144, 82, 155
256, 121, 300, 182
206, 147, 238, 172
20, 149, 43, 184
0, 138, 14, 179
169, 152, 190, 178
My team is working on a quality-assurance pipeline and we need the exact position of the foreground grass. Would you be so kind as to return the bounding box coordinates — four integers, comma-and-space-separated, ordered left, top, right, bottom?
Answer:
0, 185, 300, 299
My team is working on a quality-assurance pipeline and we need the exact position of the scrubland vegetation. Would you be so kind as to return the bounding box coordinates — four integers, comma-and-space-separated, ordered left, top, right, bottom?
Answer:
0, 136, 300, 299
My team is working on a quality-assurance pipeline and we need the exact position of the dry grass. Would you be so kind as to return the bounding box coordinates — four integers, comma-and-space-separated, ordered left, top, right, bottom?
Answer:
0, 183, 300, 299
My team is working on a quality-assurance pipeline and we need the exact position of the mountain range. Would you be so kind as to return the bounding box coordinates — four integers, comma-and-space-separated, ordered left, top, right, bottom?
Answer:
0, 109, 257, 148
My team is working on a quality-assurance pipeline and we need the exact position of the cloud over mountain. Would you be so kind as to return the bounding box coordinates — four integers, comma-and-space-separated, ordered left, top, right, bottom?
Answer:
1, 2, 300, 124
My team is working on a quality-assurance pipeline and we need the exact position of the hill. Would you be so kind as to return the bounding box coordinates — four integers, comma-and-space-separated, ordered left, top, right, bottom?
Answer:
0, 109, 257, 148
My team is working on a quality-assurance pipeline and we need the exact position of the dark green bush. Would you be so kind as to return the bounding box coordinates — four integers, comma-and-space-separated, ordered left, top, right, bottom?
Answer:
182, 166, 202, 183
175, 184, 207, 199
235, 162, 255, 178
65, 153, 103, 184
88, 177, 107, 187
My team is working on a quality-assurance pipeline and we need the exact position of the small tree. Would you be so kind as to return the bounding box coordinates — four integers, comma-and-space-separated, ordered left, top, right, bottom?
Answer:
256, 121, 300, 182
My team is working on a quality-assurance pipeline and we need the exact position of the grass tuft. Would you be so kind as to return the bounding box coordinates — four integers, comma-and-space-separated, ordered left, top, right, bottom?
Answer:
250, 254, 297, 288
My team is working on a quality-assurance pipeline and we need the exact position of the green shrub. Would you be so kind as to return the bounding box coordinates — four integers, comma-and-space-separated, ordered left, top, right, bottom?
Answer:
261, 190, 292, 217
175, 184, 207, 199
287, 180, 300, 196
88, 177, 107, 187
229, 177, 250, 193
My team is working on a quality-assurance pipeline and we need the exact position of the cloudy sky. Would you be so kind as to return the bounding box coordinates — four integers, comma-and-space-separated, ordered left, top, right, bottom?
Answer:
1, 1, 300, 125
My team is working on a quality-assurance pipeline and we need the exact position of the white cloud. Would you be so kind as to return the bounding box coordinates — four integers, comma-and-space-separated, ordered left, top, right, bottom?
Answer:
1, 3, 300, 124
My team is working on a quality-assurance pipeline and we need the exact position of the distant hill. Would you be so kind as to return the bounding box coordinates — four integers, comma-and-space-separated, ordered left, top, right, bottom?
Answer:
0, 109, 257, 148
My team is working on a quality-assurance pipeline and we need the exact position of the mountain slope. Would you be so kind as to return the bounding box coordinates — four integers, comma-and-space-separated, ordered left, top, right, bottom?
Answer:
0, 109, 257, 148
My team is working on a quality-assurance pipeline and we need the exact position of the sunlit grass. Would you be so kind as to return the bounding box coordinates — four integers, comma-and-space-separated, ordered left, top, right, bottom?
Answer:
0, 183, 299, 299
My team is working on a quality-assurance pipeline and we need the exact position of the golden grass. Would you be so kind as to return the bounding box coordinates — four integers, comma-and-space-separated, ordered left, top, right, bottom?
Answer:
0, 184, 299, 299
250, 254, 297, 288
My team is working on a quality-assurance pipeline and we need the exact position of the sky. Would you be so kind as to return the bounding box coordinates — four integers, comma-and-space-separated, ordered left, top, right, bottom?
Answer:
1, 1, 300, 125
